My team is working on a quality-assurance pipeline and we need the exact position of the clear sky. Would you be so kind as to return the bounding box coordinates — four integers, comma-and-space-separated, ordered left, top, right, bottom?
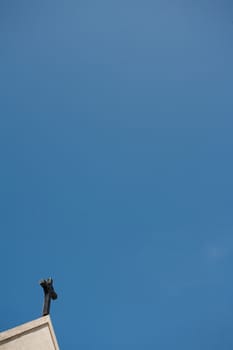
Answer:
1, 0, 233, 349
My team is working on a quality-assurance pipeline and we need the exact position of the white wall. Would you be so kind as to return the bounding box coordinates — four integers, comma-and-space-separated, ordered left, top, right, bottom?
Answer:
0, 316, 60, 350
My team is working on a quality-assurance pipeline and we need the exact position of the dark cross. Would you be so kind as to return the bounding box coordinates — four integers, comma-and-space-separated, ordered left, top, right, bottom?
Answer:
40, 278, 58, 316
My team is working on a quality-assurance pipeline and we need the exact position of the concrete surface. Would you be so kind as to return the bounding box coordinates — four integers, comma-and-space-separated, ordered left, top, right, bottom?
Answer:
0, 315, 60, 350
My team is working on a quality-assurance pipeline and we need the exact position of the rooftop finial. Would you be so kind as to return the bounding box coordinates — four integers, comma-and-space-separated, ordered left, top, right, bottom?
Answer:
39, 278, 58, 316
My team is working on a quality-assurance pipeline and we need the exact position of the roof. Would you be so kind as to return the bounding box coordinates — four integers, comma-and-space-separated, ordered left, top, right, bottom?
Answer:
0, 315, 60, 350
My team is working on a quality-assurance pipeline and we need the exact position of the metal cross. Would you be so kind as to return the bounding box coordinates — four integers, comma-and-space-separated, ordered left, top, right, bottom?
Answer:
40, 278, 58, 316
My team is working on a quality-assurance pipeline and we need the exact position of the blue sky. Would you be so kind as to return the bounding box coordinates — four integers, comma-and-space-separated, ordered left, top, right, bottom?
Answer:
1, 0, 233, 349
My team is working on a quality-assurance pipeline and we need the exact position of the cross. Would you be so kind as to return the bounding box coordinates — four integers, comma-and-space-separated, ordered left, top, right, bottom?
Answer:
40, 278, 58, 316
